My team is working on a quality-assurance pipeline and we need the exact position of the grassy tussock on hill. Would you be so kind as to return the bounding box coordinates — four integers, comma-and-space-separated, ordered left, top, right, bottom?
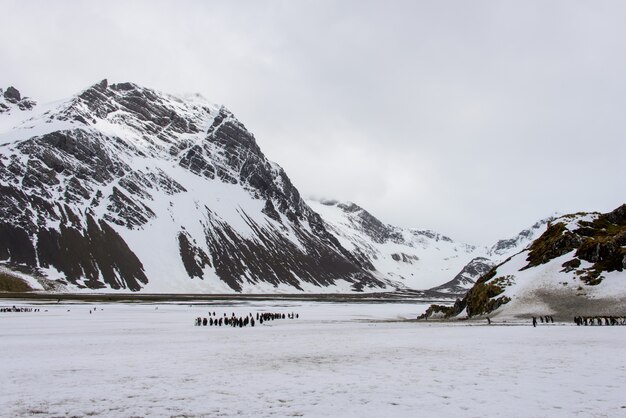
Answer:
419, 204, 626, 320
0, 272, 33, 292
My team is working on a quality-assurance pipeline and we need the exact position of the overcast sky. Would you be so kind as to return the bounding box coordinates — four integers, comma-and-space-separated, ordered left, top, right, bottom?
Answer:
2, 0, 625, 245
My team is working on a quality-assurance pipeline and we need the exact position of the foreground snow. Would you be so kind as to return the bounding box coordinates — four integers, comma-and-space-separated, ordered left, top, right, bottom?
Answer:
1, 300, 625, 417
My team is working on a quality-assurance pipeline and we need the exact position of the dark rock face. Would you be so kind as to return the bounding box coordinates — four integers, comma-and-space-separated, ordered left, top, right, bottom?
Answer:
37, 215, 148, 290
104, 187, 155, 228
4, 86, 21, 102
0, 222, 37, 266
17, 129, 128, 188
17, 100, 36, 111
0, 80, 383, 292
1, 86, 36, 112
179, 145, 216, 179
560, 258, 581, 272
178, 232, 211, 279
604, 204, 626, 225
390, 253, 419, 263
0, 215, 147, 291
573, 205, 626, 283
204, 213, 380, 292
523, 222, 583, 269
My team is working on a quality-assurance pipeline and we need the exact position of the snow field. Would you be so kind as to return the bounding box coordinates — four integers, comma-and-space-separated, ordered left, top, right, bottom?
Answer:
1, 300, 625, 417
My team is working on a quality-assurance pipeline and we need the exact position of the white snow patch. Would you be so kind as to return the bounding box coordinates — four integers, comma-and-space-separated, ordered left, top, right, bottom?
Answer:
1, 300, 624, 417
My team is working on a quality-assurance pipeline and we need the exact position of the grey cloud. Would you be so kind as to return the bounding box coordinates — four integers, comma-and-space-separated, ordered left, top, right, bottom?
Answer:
1, 0, 624, 244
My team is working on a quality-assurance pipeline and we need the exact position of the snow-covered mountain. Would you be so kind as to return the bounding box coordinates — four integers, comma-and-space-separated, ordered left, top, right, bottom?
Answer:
306, 199, 554, 293
0, 80, 574, 295
420, 205, 626, 319
430, 217, 554, 294
307, 200, 482, 290
0, 81, 391, 293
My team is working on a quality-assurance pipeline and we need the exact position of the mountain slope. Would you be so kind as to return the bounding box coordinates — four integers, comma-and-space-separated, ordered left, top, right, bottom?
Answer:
429, 257, 494, 295
420, 205, 626, 319
307, 199, 555, 293
0, 81, 387, 293
430, 217, 554, 294
307, 199, 484, 290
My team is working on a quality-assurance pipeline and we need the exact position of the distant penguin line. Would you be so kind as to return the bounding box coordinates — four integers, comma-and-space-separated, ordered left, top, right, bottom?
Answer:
194, 311, 299, 328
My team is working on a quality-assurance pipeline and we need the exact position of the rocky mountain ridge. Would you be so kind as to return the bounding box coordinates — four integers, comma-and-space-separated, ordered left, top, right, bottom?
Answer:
0, 81, 387, 293
0, 86, 36, 113
307, 199, 552, 293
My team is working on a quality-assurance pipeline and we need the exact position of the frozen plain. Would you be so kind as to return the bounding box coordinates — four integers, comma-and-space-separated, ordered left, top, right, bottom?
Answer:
1, 299, 625, 418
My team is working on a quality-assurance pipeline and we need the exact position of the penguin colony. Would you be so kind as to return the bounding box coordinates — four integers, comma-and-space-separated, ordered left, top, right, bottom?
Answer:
0, 306, 41, 312
194, 311, 299, 328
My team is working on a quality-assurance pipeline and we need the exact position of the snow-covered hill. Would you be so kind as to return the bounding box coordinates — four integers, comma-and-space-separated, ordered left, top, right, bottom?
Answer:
0, 81, 389, 293
420, 205, 626, 319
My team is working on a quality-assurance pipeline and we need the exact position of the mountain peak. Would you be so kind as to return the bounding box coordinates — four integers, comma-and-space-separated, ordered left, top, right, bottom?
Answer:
4, 86, 21, 102
0, 86, 36, 113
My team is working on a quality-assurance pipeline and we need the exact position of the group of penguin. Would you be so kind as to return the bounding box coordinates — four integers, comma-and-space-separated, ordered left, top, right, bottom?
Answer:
574, 316, 626, 326
194, 311, 299, 328
0, 306, 41, 313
